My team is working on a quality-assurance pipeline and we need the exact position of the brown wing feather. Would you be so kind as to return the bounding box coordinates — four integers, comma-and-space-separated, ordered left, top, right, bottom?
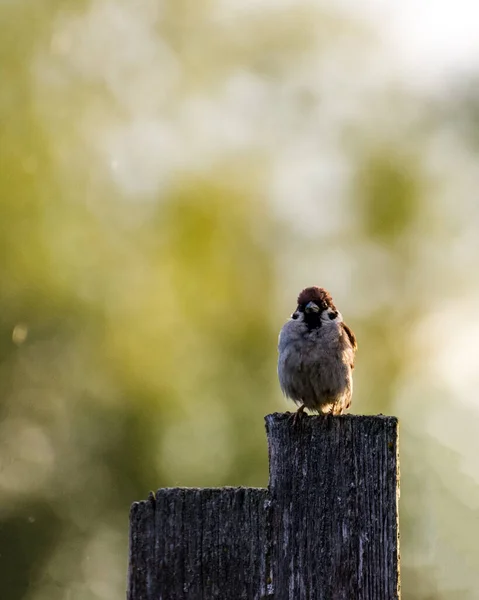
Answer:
341, 322, 357, 368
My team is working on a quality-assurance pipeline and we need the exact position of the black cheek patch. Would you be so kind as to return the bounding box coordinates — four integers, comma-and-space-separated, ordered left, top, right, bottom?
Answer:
304, 312, 322, 330
328, 311, 338, 320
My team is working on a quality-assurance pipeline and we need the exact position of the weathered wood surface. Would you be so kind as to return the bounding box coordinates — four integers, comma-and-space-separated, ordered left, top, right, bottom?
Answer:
267, 414, 400, 600
128, 413, 400, 600
129, 488, 270, 600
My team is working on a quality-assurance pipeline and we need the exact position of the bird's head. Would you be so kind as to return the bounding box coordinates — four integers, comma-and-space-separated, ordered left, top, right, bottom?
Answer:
291, 286, 341, 328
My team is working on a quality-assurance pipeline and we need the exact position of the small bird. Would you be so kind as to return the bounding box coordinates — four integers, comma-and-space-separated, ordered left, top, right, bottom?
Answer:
277, 286, 357, 417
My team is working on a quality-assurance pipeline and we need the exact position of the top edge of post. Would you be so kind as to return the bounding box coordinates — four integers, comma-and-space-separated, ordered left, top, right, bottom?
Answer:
265, 412, 398, 425
154, 486, 267, 494
264, 412, 399, 429
131, 486, 268, 507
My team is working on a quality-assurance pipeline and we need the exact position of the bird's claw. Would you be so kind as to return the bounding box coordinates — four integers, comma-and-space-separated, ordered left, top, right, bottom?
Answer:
290, 404, 306, 427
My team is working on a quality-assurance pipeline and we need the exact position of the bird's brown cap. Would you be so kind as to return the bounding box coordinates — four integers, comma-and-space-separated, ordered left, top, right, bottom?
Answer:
297, 286, 336, 311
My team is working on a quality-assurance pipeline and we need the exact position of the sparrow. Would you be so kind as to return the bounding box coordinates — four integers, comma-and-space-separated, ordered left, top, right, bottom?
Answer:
277, 286, 357, 417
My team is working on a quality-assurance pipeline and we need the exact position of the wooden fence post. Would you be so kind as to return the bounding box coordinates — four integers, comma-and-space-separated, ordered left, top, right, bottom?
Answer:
127, 413, 400, 600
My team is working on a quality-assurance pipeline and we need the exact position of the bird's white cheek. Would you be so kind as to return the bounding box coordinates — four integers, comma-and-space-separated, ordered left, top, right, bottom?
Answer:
291, 312, 304, 322
321, 309, 343, 324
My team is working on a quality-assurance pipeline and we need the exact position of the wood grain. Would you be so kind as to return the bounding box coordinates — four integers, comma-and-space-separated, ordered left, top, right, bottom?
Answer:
266, 413, 400, 600
127, 413, 400, 599
128, 488, 271, 599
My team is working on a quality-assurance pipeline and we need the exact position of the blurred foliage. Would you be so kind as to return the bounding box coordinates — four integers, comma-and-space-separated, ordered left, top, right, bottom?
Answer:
1, 1, 479, 599
357, 147, 421, 242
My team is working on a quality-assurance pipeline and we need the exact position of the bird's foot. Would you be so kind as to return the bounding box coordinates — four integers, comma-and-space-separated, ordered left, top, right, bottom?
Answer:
290, 404, 306, 426
329, 401, 347, 417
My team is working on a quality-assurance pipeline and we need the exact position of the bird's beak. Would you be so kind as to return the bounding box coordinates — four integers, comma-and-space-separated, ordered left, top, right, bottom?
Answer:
305, 301, 319, 313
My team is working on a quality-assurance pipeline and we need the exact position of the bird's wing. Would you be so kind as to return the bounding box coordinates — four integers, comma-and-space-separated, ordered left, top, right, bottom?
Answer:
341, 322, 357, 368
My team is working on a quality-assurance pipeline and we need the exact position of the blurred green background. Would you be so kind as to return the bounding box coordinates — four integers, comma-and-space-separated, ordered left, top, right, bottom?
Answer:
2, 1, 479, 598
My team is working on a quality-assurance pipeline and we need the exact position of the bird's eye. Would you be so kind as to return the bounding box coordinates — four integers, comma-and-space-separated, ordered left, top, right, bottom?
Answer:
328, 310, 338, 320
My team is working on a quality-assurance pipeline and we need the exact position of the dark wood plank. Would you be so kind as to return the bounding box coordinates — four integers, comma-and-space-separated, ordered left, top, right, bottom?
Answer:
128, 413, 400, 600
128, 487, 271, 599
266, 413, 400, 600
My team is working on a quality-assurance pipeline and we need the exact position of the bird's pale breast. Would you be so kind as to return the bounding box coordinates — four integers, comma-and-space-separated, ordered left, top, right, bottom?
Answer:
278, 319, 353, 413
